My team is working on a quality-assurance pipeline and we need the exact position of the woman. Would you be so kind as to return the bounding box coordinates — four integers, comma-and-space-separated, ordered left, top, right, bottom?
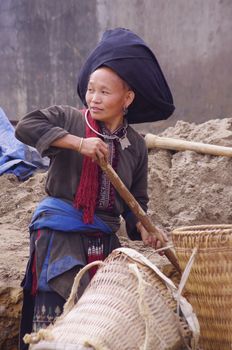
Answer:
15, 28, 174, 350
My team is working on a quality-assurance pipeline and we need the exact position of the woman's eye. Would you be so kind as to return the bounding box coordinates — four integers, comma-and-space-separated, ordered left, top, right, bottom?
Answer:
102, 90, 109, 95
87, 87, 93, 93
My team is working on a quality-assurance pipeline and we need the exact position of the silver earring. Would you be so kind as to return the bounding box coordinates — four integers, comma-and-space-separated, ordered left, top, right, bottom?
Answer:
123, 107, 128, 116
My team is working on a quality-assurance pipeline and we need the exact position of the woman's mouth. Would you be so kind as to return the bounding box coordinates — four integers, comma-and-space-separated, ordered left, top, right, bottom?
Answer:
90, 106, 103, 112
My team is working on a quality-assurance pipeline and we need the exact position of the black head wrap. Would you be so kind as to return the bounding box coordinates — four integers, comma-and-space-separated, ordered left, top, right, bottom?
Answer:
77, 28, 175, 124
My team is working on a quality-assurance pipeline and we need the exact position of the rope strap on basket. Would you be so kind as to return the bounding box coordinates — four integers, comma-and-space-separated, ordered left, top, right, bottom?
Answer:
116, 247, 200, 350
63, 261, 105, 315
23, 261, 105, 346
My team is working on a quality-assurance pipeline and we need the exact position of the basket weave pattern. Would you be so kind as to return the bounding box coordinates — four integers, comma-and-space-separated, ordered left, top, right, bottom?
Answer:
30, 249, 192, 350
172, 224, 232, 350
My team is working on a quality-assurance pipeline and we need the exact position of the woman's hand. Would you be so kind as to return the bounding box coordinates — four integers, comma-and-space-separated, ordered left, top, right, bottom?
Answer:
51, 134, 108, 162
136, 222, 169, 254
79, 137, 109, 162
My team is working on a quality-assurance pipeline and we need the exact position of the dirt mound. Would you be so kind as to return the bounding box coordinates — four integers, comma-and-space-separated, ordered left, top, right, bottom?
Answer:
148, 117, 232, 230
0, 172, 46, 350
0, 172, 46, 286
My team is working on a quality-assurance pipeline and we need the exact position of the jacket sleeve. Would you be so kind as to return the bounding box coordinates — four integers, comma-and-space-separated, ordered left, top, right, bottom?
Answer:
15, 105, 79, 157
122, 137, 149, 240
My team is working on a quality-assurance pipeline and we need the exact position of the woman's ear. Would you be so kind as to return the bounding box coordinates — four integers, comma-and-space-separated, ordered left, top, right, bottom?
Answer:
126, 90, 135, 108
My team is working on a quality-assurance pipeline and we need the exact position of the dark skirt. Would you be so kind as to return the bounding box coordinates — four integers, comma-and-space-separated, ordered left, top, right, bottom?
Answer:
19, 229, 120, 350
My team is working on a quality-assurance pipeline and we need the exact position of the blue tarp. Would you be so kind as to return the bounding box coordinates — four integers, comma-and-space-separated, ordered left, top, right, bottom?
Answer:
0, 107, 49, 180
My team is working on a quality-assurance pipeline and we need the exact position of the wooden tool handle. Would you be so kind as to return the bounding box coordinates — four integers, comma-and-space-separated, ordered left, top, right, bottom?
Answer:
145, 133, 232, 158
97, 158, 181, 273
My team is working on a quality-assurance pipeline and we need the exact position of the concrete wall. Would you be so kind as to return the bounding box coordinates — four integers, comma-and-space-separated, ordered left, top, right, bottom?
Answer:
0, 0, 98, 119
1, 0, 232, 127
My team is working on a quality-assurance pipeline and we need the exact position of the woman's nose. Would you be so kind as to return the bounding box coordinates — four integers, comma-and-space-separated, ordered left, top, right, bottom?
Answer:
91, 92, 101, 103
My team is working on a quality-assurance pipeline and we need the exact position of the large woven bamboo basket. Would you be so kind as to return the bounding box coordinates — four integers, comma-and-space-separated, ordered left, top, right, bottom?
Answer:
26, 248, 199, 350
172, 224, 232, 350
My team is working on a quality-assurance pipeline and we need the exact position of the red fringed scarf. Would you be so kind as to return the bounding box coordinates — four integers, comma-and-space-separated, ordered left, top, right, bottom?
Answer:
74, 110, 126, 223
73, 111, 100, 223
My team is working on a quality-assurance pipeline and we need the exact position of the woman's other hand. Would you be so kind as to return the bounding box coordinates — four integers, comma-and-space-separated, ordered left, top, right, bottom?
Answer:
136, 222, 168, 254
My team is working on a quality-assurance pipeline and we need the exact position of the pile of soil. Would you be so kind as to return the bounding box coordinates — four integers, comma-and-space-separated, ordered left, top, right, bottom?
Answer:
148, 117, 232, 229
0, 173, 46, 286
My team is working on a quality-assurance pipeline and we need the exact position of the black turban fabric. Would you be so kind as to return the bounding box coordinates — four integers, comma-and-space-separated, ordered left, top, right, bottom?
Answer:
77, 28, 175, 124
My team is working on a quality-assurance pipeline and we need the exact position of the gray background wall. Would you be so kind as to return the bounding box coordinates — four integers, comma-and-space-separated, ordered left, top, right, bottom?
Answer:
1, 0, 232, 129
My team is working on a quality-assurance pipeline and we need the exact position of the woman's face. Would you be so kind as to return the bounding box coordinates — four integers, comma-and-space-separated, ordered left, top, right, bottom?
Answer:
85, 67, 134, 131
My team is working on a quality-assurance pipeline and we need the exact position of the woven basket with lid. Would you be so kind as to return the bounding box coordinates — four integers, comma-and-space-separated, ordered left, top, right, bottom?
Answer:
26, 248, 198, 350
172, 224, 232, 350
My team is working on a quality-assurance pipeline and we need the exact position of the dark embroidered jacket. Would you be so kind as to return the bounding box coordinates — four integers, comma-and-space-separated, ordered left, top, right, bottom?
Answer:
15, 105, 149, 239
